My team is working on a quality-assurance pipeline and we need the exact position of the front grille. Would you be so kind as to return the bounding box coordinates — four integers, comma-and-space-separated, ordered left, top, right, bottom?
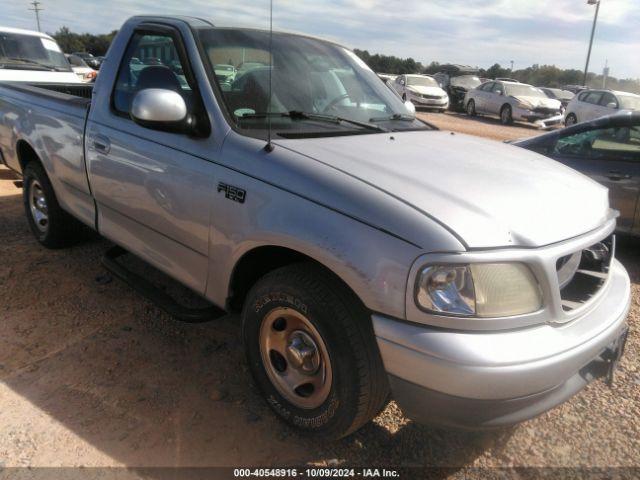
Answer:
533, 107, 558, 115
557, 235, 614, 312
421, 94, 442, 100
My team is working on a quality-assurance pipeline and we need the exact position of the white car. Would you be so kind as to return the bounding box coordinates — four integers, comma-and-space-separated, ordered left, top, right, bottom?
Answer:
65, 54, 97, 83
0, 26, 81, 83
391, 74, 449, 111
465, 80, 563, 128
564, 89, 640, 126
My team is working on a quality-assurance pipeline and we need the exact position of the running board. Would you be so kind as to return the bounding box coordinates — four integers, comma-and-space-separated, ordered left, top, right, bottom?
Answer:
101, 245, 226, 323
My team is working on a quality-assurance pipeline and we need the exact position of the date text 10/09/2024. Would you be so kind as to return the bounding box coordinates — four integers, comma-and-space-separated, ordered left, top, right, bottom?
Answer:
233, 468, 400, 478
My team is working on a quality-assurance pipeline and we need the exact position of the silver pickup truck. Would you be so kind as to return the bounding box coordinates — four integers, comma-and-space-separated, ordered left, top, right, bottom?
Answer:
0, 16, 630, 439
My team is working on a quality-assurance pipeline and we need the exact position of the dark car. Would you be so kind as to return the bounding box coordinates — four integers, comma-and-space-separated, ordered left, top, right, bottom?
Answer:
433, 64, 482, 112
513, 112, 640, 234
72, 52, 100, 69
562, 84, 588, 94
539, 87, 575, 111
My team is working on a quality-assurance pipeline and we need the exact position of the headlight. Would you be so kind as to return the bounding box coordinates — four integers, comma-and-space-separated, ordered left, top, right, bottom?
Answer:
416, 263, 542, 317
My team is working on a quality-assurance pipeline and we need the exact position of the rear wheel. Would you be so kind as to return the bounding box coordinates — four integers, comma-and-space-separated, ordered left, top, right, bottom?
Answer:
242, 263, 389, 439
466, 99, 476, 116
500, 104, 513, 125
23, 162, 84, 248
565, 113, 577, 126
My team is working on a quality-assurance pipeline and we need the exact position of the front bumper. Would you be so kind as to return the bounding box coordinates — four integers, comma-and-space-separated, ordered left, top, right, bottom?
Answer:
373, 258, 630, 429
408, 93, 449, 109
513, 107, 563, 128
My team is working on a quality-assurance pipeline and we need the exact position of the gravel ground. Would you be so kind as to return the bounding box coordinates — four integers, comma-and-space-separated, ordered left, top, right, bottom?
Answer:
0, 114, 638, 476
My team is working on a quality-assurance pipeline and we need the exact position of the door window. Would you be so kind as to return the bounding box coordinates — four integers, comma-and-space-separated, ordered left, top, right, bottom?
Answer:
599, 92, 618, 108
553, 126, 640, 160
112, 32, 192, 114
491, 83, 504, 95
583, 92, 604, 105
480, 82, 494, 91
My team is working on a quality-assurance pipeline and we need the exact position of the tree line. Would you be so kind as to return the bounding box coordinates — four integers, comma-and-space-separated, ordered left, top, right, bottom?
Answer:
51, 27, 117, 56
47, 28, 639, 94
354, 49, 640, 94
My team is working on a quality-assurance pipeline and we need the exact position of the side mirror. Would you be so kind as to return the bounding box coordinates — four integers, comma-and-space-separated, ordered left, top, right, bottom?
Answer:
404, 100, 416, 117
130, 88, 194, 133
606, 102, 618, 109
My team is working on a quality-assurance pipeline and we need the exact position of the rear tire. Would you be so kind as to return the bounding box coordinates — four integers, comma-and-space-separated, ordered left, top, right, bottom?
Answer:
466, 99, 476, 116
565, 113, 577, 126
500, 104, 513, 125
23, 162, 84, 248
242, 263, 389, 439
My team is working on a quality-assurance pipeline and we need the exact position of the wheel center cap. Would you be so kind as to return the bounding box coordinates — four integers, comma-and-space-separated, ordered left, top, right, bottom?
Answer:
286, 331, 320, 374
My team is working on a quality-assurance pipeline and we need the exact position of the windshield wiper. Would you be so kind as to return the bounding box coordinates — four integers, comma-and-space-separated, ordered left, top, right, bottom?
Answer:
369, 113, 416, 123
240, 110, 388, 133
4, 57, 62, 71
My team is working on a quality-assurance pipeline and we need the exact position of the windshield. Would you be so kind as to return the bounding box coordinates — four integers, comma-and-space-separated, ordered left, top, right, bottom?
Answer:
197, 28, 423, 138
505, 83, 547, 98
619, 94, 640, 110
451, 75, 481, 89
0, 32, 71, 71
545, 88, 574, 100
406, 75, 438, 87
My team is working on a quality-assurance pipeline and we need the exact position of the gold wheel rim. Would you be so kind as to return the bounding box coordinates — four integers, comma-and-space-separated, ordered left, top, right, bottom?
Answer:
259, 307, 332, 410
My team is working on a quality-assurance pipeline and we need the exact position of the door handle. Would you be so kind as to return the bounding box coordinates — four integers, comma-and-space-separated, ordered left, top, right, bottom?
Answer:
607, 171, 631, 181
92, 135, 111, 154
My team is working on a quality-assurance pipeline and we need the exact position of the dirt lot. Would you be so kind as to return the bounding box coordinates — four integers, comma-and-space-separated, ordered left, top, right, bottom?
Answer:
1, 113, 639, 475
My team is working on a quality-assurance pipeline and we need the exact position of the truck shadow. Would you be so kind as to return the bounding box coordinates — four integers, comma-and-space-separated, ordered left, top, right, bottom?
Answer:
0, 185, 510, 474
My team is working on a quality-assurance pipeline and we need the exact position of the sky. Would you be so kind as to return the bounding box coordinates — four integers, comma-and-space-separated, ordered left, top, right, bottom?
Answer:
3, 0, 640, 78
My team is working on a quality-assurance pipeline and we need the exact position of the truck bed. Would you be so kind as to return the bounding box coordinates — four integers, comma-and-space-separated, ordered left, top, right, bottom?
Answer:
0, 80, 95, 226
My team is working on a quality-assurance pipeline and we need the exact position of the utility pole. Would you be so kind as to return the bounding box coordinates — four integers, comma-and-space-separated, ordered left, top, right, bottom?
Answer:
602, 59, 609, 89
28, 0, 43, 32
583, 0, 601, 87
510, 60, 514, 74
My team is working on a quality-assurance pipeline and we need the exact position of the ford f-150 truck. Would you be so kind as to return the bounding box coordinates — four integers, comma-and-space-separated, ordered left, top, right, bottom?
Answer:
0, 16, 630, 439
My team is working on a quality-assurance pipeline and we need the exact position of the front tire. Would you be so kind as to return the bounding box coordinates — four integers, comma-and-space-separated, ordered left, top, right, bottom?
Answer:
23, 162, 83, 248
565, 113, 577, 126
242, 263, 389, 439
500, 104, 513, 125
466, 99, 476, 116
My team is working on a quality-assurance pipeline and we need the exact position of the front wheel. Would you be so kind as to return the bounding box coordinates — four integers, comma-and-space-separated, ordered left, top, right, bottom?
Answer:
500, 104, 513, 125
466, 99, 476, 116
565, 113, 577, 126
242, 263, 389, 439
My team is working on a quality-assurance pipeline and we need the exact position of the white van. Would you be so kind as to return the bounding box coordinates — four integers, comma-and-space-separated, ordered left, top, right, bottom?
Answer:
0, 26, 81, 83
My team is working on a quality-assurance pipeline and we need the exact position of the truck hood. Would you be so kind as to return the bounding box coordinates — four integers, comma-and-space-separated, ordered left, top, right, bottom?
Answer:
511, 95, 561, 110
276, 130, 611, 249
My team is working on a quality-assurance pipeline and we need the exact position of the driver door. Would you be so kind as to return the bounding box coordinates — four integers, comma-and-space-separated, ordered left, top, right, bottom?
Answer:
86, 26, 216, 294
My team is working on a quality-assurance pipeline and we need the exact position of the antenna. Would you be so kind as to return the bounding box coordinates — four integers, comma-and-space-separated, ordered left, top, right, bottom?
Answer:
29, 0, 43, 32
264, 0, 275, 152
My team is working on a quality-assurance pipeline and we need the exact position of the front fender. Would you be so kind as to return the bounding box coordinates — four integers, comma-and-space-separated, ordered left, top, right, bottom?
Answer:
205, 172, 423, 320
